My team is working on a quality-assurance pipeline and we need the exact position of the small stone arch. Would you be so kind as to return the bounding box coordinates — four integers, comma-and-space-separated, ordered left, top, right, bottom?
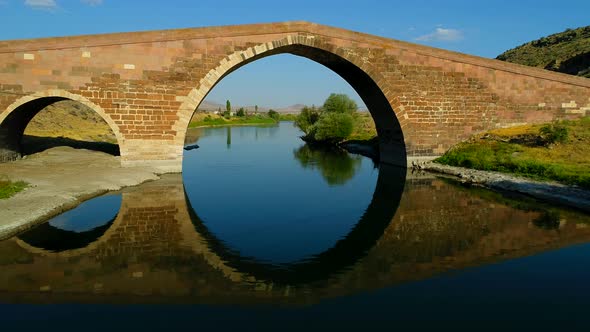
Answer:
173, 34, 408, 167
0, 89, 124, 162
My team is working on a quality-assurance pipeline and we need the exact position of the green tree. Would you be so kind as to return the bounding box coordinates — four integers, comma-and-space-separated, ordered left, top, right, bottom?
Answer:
236, 107, 246, 117
294, 105, 320, 135
226, 100, 231, 113
323, 93, 358, 114
268, 109, 280, 121
294, 94, 357, 143
255, 105, 259, 114
313, 112, 354, 143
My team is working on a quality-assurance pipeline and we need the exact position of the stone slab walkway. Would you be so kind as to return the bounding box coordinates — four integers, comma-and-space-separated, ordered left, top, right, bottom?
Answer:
0, 147, 165, 239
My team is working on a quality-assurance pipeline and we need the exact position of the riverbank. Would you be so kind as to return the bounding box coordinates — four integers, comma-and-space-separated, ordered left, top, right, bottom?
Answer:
0, 147, 164, 239
435, 117, 590, 189
422, 162, 590, 214
189, 116, 278, 128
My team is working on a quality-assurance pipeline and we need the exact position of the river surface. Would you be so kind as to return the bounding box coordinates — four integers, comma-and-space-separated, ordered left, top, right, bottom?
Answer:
1, 122, 590, 331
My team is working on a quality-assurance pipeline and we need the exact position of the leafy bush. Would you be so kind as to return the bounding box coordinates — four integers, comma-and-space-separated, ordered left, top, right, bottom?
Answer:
322, 93, 358, 114
539, 123, 568, 144
312, 113, 354, 143
267, 109, 280, 121
294, 94, 358, 143
294, 106, 320, 134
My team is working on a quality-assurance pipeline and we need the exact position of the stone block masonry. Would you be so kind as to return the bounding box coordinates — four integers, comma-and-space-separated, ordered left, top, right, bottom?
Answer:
1, 21, 589, 171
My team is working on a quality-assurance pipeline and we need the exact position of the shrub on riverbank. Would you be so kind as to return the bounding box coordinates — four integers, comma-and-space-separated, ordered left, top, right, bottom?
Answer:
435, 117, 590, 188
295, 93, 359, 143
0, 177, 28, 199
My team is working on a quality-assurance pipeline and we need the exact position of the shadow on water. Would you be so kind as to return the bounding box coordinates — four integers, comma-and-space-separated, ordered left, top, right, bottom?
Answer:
186, 163, 406, 284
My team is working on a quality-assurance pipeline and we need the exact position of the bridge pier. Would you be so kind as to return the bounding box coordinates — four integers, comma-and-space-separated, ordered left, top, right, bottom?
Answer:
119, 139, 183, 173
0, 125, 21, 162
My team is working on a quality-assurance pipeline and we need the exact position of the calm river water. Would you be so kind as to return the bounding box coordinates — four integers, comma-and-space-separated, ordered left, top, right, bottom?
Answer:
1, 122, 590, 331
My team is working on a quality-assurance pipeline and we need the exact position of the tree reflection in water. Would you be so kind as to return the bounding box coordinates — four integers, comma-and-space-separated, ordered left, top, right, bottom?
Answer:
293, 144, 363, 185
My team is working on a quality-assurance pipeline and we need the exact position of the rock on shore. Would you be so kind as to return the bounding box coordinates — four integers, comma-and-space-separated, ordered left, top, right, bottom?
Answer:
424, 162, 590, 213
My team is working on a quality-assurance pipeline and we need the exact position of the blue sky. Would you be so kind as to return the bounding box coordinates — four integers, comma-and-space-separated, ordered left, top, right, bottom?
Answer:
1, 0, 589, 108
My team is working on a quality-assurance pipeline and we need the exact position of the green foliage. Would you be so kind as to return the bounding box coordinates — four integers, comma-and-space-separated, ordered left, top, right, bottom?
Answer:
294, 94, 359, 144
189, 114, 277, 128
225, 100, 231, 112
323, 93, 358, 114
496, 25, 590, 78
267, 109, 280, 121
312, 112, 354, 143
294, 106, 321, 134
539, 123, 568, 144
236, 108, 246, 117
0, 177, 28, 199
279, 113, 298, 121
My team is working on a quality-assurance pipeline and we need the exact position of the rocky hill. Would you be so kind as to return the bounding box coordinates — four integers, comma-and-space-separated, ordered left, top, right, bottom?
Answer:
25, 100, 116, 143
496, 26, 590, 78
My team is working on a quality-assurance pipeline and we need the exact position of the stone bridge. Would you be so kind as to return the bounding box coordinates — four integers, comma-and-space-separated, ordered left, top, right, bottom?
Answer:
1, 21, 589, 171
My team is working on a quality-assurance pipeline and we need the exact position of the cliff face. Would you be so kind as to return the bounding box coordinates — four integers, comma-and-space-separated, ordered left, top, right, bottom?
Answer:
496, 26, 590, 78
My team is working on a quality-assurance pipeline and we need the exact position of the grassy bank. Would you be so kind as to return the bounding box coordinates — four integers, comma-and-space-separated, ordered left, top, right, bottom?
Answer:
188, 113, 279, 128
25, 100, 117, 143
279, 114, 297, 121
348, 112, 377, 141
435, 117, 590, 189
0, 178, 28, 199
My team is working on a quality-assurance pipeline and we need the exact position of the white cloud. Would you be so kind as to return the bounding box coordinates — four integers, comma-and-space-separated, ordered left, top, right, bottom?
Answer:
24, 0, 57, 10
415, 27, 464, 42
81, 0, 102, 5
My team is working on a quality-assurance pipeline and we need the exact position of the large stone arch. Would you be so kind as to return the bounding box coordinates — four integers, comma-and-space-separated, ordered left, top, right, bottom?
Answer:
173, 35, 408, 167
0, 89, 124, 162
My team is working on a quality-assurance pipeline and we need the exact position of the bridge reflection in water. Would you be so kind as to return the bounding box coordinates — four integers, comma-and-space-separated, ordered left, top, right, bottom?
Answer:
1, 168, 590, 304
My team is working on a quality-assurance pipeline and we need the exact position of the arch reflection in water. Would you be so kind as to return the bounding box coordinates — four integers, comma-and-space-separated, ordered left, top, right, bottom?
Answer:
3, 173, 590, 305
17, 194, 121, 252
186, 164, 406, 284
182, 123, 381, 265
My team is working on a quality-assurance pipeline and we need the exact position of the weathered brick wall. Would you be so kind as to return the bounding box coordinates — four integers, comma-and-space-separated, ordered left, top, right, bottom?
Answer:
0, 22, 589, 170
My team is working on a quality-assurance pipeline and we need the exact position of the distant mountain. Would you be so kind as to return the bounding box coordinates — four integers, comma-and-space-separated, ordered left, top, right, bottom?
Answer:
198, 100, 305, 113
496, 26, 590, 78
